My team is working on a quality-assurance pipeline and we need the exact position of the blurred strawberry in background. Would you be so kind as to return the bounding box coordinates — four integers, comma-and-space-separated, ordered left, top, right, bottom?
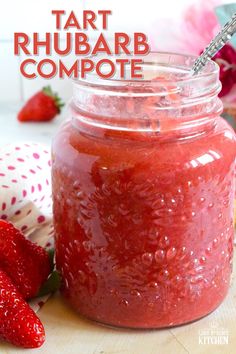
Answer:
18, 86, 64, 123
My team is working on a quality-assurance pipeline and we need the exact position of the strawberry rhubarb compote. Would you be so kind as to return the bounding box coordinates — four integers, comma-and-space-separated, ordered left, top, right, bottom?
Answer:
52, 53, 236, 328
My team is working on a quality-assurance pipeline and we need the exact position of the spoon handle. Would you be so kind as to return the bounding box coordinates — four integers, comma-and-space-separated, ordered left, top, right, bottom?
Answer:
192, 12, 236, 75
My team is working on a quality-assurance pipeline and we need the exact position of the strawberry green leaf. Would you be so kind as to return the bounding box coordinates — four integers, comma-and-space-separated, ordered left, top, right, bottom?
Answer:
37, 271, 61, 298
47, 248, 55, 272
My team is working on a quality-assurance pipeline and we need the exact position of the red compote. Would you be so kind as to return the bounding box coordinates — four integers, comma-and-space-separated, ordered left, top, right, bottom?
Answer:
52, 53, 236, 328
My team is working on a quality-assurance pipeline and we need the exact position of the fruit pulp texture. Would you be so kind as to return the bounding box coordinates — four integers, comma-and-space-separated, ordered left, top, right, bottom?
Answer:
52, 115, 235, 328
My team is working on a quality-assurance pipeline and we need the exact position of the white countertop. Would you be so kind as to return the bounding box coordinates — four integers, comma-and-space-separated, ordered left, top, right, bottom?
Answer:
0, 103, 235, 354
0, 103, 64, 147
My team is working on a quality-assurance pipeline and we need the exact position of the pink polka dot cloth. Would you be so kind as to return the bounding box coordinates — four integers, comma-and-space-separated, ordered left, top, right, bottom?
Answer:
0, 142, 54, 312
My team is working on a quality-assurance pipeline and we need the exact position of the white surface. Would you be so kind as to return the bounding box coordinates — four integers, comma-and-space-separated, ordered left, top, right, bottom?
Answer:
0, 103, 64, 147
0, 42, 22, 103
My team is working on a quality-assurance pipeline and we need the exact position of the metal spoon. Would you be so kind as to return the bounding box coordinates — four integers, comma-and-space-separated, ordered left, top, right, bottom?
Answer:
192, 12, 236, 75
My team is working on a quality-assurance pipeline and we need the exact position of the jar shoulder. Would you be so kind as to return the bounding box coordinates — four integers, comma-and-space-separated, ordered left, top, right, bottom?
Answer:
52, 117, 236, 171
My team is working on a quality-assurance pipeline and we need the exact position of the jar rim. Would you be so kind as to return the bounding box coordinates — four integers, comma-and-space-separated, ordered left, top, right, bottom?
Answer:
71, 51, 222, 133
72, 51, 219, 90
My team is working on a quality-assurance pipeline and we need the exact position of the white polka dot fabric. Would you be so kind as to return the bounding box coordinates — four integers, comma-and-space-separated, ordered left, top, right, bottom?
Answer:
0, 142, 54, 311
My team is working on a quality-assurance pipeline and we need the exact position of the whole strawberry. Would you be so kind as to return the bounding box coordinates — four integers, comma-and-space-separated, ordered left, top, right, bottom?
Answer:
18, 86, 64, 122
0, 269, 45, 348
0, 220, 51, 299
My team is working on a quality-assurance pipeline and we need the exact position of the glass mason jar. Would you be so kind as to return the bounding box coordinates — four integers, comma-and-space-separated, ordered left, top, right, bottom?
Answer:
52, 52, 236, 328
